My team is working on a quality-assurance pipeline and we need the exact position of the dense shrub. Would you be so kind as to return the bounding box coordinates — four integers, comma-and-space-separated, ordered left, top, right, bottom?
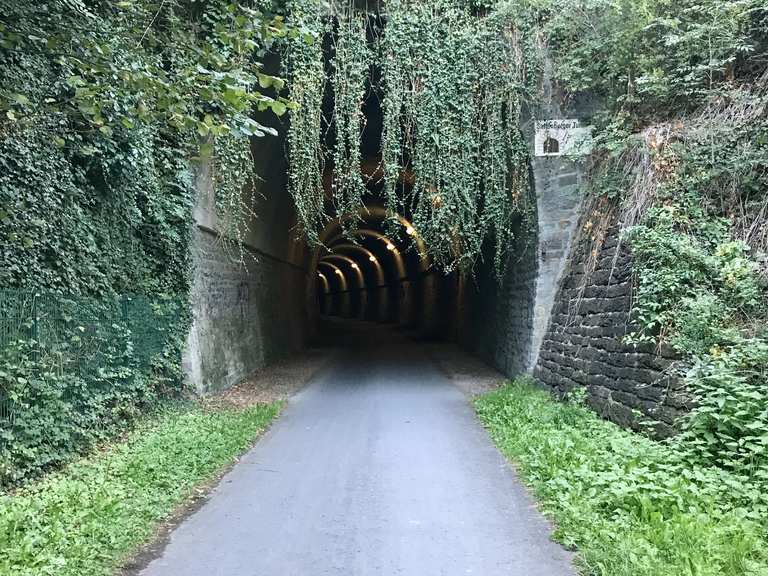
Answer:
621, 99, 768, 471
0, 293, 189, 487
539, 0, 768, 121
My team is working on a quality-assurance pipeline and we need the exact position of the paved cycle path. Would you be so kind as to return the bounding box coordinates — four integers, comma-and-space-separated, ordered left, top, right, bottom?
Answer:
141, 326, 575, 576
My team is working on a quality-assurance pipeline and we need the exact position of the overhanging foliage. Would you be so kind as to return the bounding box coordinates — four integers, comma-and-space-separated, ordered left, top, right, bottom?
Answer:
285, 0, 538, 277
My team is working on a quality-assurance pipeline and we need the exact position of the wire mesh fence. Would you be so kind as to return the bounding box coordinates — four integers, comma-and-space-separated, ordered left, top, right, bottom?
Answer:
0, 289, 187, 441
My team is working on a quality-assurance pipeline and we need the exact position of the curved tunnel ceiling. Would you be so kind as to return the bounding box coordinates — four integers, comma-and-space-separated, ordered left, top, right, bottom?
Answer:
308, 208, 436, 331
320, 254, 365, 289
317, 271, 330, 294
331, 244, 385, 286
317, 261, 348, 292
321, 210, 428, 269
327, 229, 406, 280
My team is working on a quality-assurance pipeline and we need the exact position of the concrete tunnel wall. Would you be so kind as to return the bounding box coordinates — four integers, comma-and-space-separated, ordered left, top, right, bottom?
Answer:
180, 46, 593, 394
458, 217, 540, 377
182, 117, 313, 394
180, 117, 588, 394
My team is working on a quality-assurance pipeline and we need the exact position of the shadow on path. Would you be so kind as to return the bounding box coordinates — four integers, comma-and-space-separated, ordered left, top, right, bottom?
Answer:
140, 320, 575, 576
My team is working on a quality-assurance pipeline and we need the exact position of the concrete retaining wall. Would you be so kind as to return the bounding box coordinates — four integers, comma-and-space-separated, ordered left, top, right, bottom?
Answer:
183, 131, 311, 394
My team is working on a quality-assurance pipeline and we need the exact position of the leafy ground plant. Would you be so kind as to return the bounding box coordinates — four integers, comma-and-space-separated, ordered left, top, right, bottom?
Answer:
476, 378, 768, 576
0, 401, 280, 576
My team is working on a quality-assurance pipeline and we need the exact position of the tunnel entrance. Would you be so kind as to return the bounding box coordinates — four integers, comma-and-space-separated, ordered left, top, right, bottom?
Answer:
312, 208, 436, 331
185, 3, 560, 394
300, 13, 448, 338
297, 9, 541, 364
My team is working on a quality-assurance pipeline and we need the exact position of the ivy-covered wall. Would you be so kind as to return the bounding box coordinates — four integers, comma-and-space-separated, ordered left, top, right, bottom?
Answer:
0, 0, 291, 486
0, 94, 194, 488
0, 113, 194, 298
0, 21, 196, 486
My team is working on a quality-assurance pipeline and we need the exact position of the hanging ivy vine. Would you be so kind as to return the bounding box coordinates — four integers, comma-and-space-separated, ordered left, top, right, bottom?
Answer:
285, 0, 536, 277
284, 0, 329, 245
211, 132, 262, 264
329, 8, 371, 237
381, 0, 534, 275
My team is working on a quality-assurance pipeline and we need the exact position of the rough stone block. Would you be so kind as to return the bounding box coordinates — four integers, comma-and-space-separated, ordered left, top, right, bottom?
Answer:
533, 224, 688, 438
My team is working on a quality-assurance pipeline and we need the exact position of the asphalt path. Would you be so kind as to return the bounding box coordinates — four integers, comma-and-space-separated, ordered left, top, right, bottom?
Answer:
141, 323, 575, 576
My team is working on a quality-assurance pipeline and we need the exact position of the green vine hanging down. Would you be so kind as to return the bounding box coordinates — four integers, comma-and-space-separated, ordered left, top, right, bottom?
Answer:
380, 0, 534, 275
285, 0, 536, 276
285, 1, 371, 244
329, 8, 370, 237
284, 1, 329, 245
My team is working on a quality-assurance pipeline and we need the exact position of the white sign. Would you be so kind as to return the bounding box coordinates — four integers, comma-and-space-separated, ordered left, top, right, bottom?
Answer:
535, 119, 593, 157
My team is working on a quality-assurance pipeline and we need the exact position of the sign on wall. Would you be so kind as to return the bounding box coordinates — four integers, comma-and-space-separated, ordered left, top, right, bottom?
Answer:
534, 119, 593, 157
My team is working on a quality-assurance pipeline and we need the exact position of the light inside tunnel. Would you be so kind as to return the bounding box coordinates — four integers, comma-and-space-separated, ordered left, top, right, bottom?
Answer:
310, 208, 438, 328
317, 272, 329, 290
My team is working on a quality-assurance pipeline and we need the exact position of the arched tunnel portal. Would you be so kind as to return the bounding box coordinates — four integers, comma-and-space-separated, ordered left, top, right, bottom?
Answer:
183, 149, 559, 395
183, 40, 586, 395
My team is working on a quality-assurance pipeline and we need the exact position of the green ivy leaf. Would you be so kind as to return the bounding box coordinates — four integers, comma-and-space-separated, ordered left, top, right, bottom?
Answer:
13, 94, 30, 106
270, 101, 287, 116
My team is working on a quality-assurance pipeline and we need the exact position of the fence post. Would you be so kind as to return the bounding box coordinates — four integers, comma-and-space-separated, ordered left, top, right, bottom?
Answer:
30, 293, 40, 362
30, 293, 39, 342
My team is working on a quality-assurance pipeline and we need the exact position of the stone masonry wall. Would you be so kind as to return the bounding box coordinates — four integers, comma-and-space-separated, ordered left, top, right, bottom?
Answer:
183, 115, 311, 394
528, 155, 583, 369
533, 224, 690, 436
460, 221, 539, 377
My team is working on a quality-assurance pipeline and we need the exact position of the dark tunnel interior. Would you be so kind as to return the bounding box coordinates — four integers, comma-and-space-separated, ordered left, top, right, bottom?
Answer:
188, 10, 542, 395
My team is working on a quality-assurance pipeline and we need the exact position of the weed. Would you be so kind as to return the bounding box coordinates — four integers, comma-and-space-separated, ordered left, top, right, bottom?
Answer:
476, 378, 768, 576
0, 402, 280, 576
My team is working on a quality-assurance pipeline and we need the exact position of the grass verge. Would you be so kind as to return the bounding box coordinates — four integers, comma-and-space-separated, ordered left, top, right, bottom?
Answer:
0, 401, 280, 576
475, 378, 768, 576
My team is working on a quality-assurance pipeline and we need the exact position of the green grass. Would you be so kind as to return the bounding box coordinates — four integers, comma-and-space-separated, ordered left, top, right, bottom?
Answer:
0, 401, 280, 576
475, 378, 768, 576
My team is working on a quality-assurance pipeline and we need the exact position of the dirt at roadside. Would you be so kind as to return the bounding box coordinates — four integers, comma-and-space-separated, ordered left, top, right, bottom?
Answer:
425, 341, 507, 398
201, 346, 339, 411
